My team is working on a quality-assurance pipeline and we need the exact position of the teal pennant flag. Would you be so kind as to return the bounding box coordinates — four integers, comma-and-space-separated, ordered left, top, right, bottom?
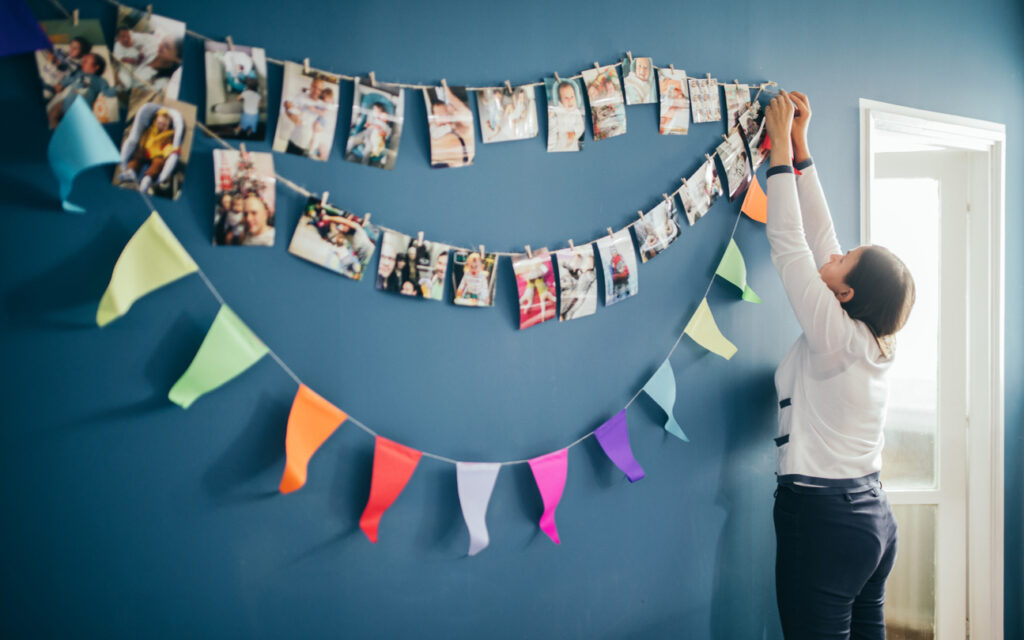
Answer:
642, 359, 688, 442
47, 96, 120, 213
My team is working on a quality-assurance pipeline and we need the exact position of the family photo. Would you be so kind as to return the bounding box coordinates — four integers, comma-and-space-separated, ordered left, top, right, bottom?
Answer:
716, 129, 752, 201
35, 19, 119, 128
738, 101, 768, 170
272, 62, 340, 161
622, 56, 657, 105
203, 40, 268, 139
512, 250, 557, 329
476, 85, 538, 144
423, 85, 475, 168
679, 159, 723, 226
723, 82, 750, 130
212, 149, 276, 246
289, 198, 379, 279
582, 65, 627, 140
112, 94, 195, 200
544, 77, 586, 152
344, 80, 404, 170
111, 6, 185, 106
688, 76, 721, 124
450, 248, 498, 307
635, 198, 682, 263
555, 246, 598, 322
657, 68, 690, 135
597, 230, 638, 306
376, 231, 449, 300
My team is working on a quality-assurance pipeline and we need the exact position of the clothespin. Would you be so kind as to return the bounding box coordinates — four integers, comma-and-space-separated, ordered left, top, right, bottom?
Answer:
669, 63, 675, 71
593, 62, 601, 71
363, 213, 371, 227
626, 50, 633, 63
145, 4, 152, 20
504, 80, 512, 94
663, 193, 672, 205
681, 177, 689, 187
705, 73, 711, 82
568, 239, 575, 249
478, 244, 485, 256
239, 142, 247, 156
734, 78, 740, 86
320, 191, 328, 207
525, 245, 533, 258
722, 133, 729, 142
441, 78, 449, 101
705, 153, 714, 164
606, 227, 615, 239
72, 9, 79, 25
637, 210, 646, 221
369, 71, 376, 87
417, 231, 424, 244
303, 58, 311, 74
225, 35, 234, 51
554, 71, 561, 82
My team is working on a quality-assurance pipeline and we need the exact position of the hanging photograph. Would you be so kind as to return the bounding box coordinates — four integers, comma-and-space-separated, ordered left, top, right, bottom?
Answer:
544, 77, 586, 152
422, 85, 475, 168
657, 68, 689, 135
581, 65, 627, 141
272, 61, 340, 161
111, 6, 184, 105
555, 246, 598, 322
635, 198, 682, 263
213, 149, 276, 246
476, 85, 539, 144
450, 248, 498, 307
716, 129, 751, 201
289, 197, 380, 280
512, 250, 558, 329
687, 76, 721, 124
204, 41, 268, 140
344, 80, 404, 170
376, 230, 449, 300
36, 18, 119, 128
739, 101, 768, 170
597, 230, 639, 306
621, 56, 656, 105
112, 95, 196, 200
722, 82, 750, 130
679, 159, 723, 226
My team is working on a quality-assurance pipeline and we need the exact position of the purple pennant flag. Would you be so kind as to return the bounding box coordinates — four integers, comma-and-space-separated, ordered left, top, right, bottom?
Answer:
0, 0, 51, 58
594, 410, 645, 483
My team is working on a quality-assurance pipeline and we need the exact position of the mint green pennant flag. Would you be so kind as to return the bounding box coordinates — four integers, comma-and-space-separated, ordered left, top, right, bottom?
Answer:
715, 239, 761, 303
168, 305, 269, 409
642, 359, 689, 442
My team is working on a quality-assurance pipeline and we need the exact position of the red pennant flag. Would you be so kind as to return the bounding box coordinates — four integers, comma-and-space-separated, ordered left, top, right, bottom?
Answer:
279, 385, 347, 494
360, 437, 422, 543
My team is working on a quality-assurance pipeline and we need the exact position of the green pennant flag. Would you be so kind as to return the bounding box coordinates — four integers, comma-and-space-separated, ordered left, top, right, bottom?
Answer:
715, 239, 761, 303
97, 212, 198, 327
168, 305, 269, 409
684, 298, 738, 360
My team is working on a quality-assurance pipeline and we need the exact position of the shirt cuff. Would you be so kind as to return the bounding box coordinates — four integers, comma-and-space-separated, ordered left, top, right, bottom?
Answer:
766, 165, 794, 178
794, 157, 814, 171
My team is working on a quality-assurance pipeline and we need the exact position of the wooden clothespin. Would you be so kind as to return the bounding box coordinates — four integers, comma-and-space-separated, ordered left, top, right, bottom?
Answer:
417, 231, 425, 244
705, 153, 714, 164
722, 133, 729, 142
369, 71, 376, 87
706, 73, 712, 82
663, 192, 672, 204
525, 245, 533, 258
239, 142, 247, 156
362, 213, 371, 227
145, 4, 152, 20
554, 71, 561, 82
440, 78, 449, 101
225, 35, 234, 51
320, 191, 329, 207
606, 227, 615, 239
593, 62, 601, 71
504, 80, 512, 93
568, 239, 575, 249
669, 63, 675, 71
626, 50, 633, 63
681, 177, 689, 187
637, 209, 646, 221
734, 79, 740, 86
478, 244, 485, 256
72, 9, 79, 25
303, 58, 311, 74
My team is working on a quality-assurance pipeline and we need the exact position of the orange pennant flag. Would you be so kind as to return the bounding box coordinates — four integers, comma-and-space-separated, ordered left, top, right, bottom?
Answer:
278, 385, 348, 494
741, 174, 767, 223
360, 437, 422, 543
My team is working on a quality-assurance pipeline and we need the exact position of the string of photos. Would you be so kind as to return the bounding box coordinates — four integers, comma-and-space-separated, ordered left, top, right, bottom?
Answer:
13, 0, 777, 552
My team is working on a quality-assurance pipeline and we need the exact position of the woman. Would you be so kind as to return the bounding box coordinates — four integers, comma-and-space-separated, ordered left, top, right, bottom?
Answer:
764, 90, 916, 639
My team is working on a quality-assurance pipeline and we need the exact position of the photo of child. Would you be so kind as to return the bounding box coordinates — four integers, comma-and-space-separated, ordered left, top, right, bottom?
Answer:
597, 230, 639, 306
212, 149, 276, 246
376, 230, 449, 301
450, 248, 498, 307
687, 76, 721, 124
272, 62, 340, 161
635, 198, 682, 263
723, 82, 750, 130
475, 85, 538, 144
111, 6, 185, 105
679, 159, 724, 226
204, 41, 268, 140
544, 77, 585, 152
716, 129, 751, 201
581, 65, 627, 141
422, 85, 475, 168
738, 101, 768, 170
657, 68, 690, 135
289, 197, 380, 279
512, 249, 557, 329
36, 19, 119, 128
622, 56, 656, 105
112, 95, 195, 200
555, 245, 597, 322
344, 80, 404, 170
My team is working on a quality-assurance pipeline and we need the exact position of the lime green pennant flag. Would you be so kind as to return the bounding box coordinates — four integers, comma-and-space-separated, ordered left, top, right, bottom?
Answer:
97, 211, 198, 327
168, 305, 269, 409
714, 239, 761, 303
684, 298, 738, 360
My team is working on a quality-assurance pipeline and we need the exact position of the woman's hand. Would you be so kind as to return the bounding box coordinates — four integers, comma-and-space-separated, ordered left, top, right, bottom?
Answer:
765, 90, 795, 167
789, 91, 812, 163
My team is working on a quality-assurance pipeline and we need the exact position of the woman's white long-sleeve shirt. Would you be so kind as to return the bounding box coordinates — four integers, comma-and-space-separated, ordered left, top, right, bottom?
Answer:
766, 163, 892, 486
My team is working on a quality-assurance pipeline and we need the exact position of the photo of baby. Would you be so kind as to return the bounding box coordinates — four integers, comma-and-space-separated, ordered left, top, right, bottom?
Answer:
738, 101, 768, 170
111, 6, 184, 106
679, 159, 724, 226
376, 230, 449, 300
555, 245, 597, 322
597, 230, 639, 306
212, 149, 276, 247
112, 95, 195, 200
450, 248, 498, 307
657, 68, 690, 135
476, 85, 538, 144
688, 76, 721, 124
513, 249, 557, 329
204, 41, 268, 140
289, 197, 380, 280
344, 80, 404, 170
544, 77, 586, 152
581, 65, 627, 141
272, 62, 340, 161
422, 85, 475, 168
716, 129, 751, 201
622, 56, 656, 105
36, 19, 119, 128
723, 83, 750, 130
635, 198, 682, 263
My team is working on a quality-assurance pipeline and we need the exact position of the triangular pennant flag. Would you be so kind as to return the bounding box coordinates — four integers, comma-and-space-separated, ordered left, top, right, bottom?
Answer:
168, 305, 268, 409
641, 360, 688, 442
741, 174, 767, 223
684, 298, 738, 360
528, 448, 568, 544
48, 96, 121, 213
0, 0, 51, 58
96, 211, 198, 326
593, 410, 646, 481
360, 437, 423, 543
715, 239, 762, 303
456, 462, 501, 556
279, 385, 348, 494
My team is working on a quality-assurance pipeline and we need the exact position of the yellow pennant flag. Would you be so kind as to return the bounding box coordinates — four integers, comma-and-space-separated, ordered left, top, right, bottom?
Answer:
97, 211, 198, 327
684, 297, 737, 360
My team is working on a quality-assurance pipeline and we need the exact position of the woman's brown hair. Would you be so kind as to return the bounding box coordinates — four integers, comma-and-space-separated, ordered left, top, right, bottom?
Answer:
841, 245, 916, 338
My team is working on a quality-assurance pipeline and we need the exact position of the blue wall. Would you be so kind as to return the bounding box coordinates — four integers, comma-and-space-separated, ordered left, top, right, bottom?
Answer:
1, 0, 1021, 637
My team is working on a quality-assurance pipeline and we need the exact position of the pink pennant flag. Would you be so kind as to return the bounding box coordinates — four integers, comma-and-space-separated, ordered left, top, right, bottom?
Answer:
359, 437, 422, 544
528, 448, 568, 544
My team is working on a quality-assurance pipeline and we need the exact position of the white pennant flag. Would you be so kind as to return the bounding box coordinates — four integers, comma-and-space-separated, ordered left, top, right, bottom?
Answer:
456, 462, 501, 556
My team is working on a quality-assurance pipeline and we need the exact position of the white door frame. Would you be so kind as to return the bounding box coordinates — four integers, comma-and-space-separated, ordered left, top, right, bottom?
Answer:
859, 98, 1006, 639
